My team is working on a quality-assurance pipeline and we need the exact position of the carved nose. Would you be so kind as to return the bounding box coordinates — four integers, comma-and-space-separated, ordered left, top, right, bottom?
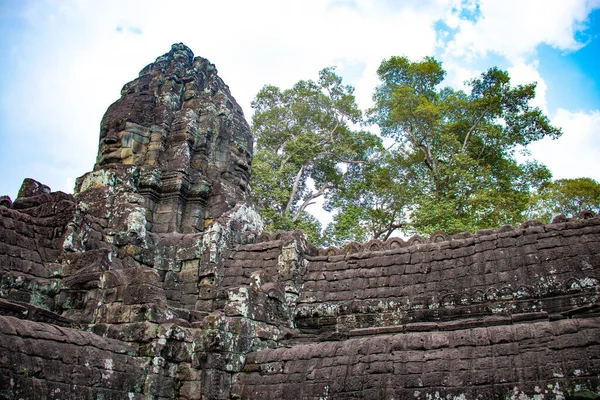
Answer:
104, 131, 119, 144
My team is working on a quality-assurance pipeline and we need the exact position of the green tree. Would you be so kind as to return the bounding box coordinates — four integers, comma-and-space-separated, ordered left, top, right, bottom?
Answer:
250, 68, 379, 244
323, 150, 417, 246
370, 56, 561, 235
529, 177, 600, 222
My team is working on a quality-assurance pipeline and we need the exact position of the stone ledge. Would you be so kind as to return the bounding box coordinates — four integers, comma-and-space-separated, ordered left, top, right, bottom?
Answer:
0, 299, 77, 328
346, 314, 543, 337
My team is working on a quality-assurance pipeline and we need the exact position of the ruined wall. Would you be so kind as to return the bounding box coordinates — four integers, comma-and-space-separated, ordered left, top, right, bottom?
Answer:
232, 217, 600, 399
1, 43, 599, 399
295, 219, 600, 333
0, 314, 145, 399
0, 179, 75, 311
234, 318, 600, 399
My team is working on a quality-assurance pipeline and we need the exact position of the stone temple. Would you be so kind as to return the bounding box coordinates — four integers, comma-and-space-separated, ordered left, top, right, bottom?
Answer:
0, 43, 599, 399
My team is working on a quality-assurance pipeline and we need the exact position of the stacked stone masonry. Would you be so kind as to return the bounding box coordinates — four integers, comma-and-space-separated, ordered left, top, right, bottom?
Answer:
296, 219, 600, 333
234, 319, 600, 399
0, 315, 145, 399
1, 44, 599, 399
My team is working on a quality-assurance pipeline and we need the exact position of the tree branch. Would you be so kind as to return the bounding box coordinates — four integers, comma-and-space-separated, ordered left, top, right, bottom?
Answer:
328, 117, 342, 142
284, 165, 306, 217
372, 208, 403, 241
373, 223, 403, 241
383, 223, 403, 241
405, 123, 438, 175
322, 152, 371, 165
292, 183, 333, 222
461, 103, 492, 153
418, 143, 437, 174
278, 155, 291, 174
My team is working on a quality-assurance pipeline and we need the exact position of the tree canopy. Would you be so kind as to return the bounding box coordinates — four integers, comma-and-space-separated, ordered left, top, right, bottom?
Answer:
250, 68, 380, 244
323, 149, 417, 245
528, 177, 600, 222
248, 56, 597, 246
369, 56, 561, 235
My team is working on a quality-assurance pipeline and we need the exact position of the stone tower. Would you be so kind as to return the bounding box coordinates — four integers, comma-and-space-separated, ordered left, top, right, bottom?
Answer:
92, 42, 253, 234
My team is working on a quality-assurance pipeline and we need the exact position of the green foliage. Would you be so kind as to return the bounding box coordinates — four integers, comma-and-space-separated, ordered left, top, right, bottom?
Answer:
370, 56, 561, 235
323, 150, 416, 246
323, 204, 370, 246
528, 177, 600, 222
250, 68, 378, 245
250, 55, 571, 245
259, 207, 324, 245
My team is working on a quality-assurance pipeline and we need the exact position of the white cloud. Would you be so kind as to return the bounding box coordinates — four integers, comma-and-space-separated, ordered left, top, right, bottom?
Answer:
436, 0, 600, 123
507, 61, 548, 113
439, 58, 479, 90
528, 109, 600, 181
444, 0, 600, 63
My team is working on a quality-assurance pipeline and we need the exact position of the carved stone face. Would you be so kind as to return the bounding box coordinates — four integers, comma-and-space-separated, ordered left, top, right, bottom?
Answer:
90, 43, 254, 232
97, 126, 126, 166
231, 147, 252, 190
97, 122, 157, 167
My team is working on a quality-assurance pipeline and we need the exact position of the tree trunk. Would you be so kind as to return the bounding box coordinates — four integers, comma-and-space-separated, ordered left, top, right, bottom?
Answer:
284, 165, 306, 217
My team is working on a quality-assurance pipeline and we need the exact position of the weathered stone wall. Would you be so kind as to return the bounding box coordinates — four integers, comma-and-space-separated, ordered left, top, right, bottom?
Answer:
0, 314, 145, 399
295, 219, 600, 333
230, 217, 600, 399
0, 179, 75, 311
234, 318, 600, 399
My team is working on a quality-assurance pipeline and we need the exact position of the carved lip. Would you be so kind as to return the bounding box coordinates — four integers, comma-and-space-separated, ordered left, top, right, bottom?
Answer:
99, 142, 124, 154
97, 153, 123, 164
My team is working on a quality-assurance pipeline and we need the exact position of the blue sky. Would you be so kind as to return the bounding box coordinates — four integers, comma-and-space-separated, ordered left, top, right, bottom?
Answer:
1, 0, 599, 223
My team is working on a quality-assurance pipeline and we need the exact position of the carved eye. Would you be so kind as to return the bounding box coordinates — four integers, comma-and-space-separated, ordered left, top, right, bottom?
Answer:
100, 125, 109, 139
